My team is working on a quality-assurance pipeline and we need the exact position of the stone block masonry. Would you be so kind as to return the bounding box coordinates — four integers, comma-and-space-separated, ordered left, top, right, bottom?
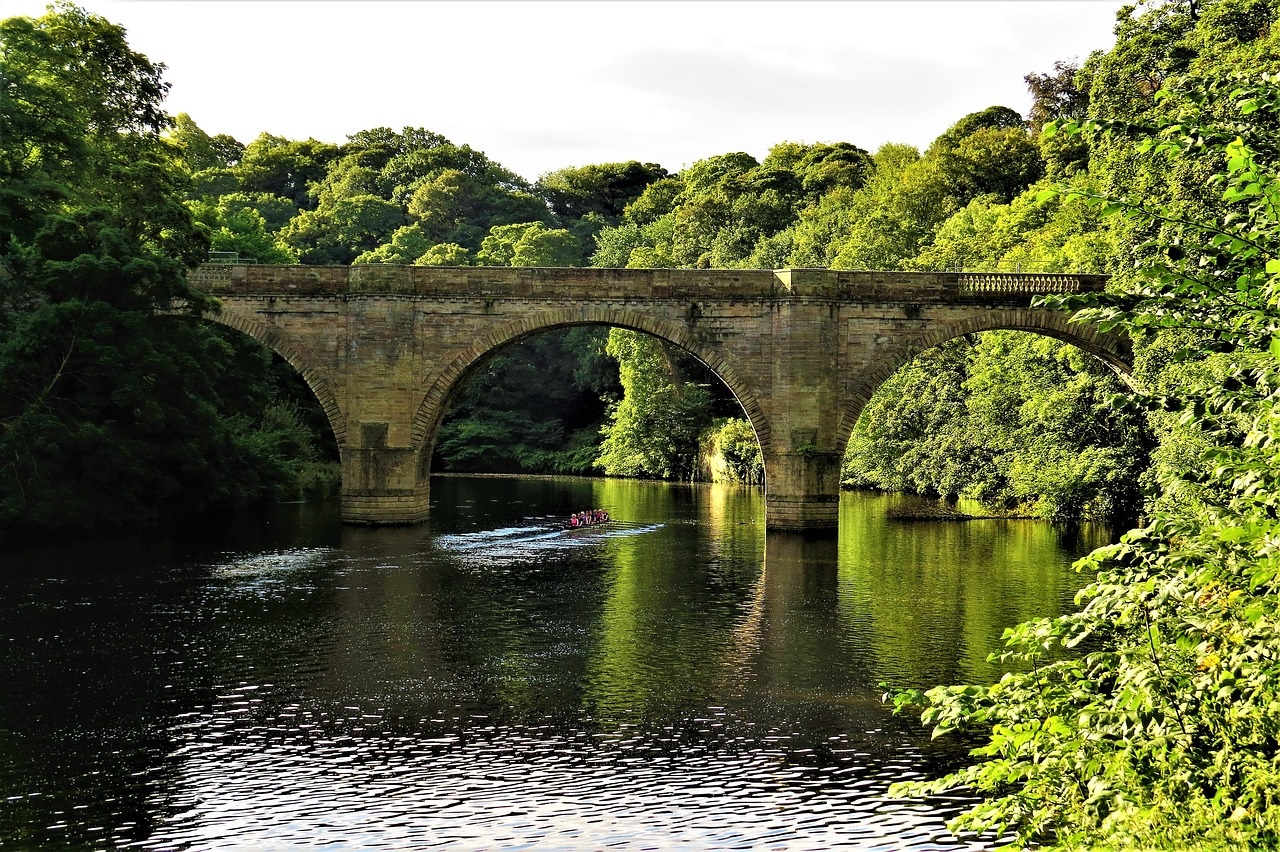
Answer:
195, 265, 1127, 535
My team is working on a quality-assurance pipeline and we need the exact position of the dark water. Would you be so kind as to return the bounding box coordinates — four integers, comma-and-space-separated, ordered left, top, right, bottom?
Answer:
0, 477, 1111, 850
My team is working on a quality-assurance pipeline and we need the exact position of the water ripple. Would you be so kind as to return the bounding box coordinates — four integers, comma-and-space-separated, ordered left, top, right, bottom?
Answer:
113, 701, 993, 851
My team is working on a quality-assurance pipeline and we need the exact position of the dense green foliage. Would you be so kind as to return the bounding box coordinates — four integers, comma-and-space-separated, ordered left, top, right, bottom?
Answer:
590, 142, 874, 269
891, 64, 1280, 852
702, 417, 765, 485
430, 327, 618, 475
596, 329, 712, 479
0, 3, 337, 536
595, 329, 741, 480
843, 334, 1148, 521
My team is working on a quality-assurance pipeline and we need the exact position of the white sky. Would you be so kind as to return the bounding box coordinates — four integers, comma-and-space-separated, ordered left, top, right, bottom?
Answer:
5, 0, 1132, 182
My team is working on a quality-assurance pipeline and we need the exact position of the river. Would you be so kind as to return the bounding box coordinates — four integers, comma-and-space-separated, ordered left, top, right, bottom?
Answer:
0, 476, 1113, 850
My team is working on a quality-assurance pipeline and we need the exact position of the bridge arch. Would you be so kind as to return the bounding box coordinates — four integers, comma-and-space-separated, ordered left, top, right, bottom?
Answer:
833, 308, 1133, 460
203, 305, 348, 446
409, 306, 774, 476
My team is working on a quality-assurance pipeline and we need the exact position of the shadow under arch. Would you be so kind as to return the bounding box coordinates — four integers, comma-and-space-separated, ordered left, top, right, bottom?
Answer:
202, 305, 348, 447
833, 308, 1133, 461
409, 306, 773, 477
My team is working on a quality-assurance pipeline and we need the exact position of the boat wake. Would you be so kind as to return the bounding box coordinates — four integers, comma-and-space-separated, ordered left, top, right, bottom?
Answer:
434, 519, 662, 567
211, 547, 335, 578
203, 547, 338, 599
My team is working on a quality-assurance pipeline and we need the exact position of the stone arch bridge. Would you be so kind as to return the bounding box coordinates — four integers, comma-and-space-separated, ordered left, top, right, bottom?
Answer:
190, 264, 1128, 532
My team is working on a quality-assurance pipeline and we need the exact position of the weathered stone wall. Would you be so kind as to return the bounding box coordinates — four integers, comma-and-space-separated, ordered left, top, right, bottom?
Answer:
196, 264, 1123, 532
191, 264, 1107, 301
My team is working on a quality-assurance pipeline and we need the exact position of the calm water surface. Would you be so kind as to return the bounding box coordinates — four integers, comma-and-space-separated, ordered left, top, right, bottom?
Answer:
0, 477, 1112, 850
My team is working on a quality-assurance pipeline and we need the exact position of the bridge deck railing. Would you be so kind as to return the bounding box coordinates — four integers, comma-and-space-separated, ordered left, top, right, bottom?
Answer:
189, 264, 1108, 301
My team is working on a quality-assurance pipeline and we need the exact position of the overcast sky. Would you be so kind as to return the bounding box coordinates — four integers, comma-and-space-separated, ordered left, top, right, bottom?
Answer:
7, 0, 1132, 181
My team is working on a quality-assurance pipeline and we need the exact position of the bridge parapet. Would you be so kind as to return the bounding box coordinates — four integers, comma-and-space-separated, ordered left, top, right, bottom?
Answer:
191, 264, 782, 299
191, 264, 1108, 303
779, 269, 1107, 301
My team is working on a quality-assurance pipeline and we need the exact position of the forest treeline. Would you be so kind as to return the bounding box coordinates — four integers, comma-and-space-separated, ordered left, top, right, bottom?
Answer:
1, 0, 1265, 534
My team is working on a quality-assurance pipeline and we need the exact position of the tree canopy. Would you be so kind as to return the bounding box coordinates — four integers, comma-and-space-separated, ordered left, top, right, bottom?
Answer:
0, 3, 337, 535
893, 69, 1280, 849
